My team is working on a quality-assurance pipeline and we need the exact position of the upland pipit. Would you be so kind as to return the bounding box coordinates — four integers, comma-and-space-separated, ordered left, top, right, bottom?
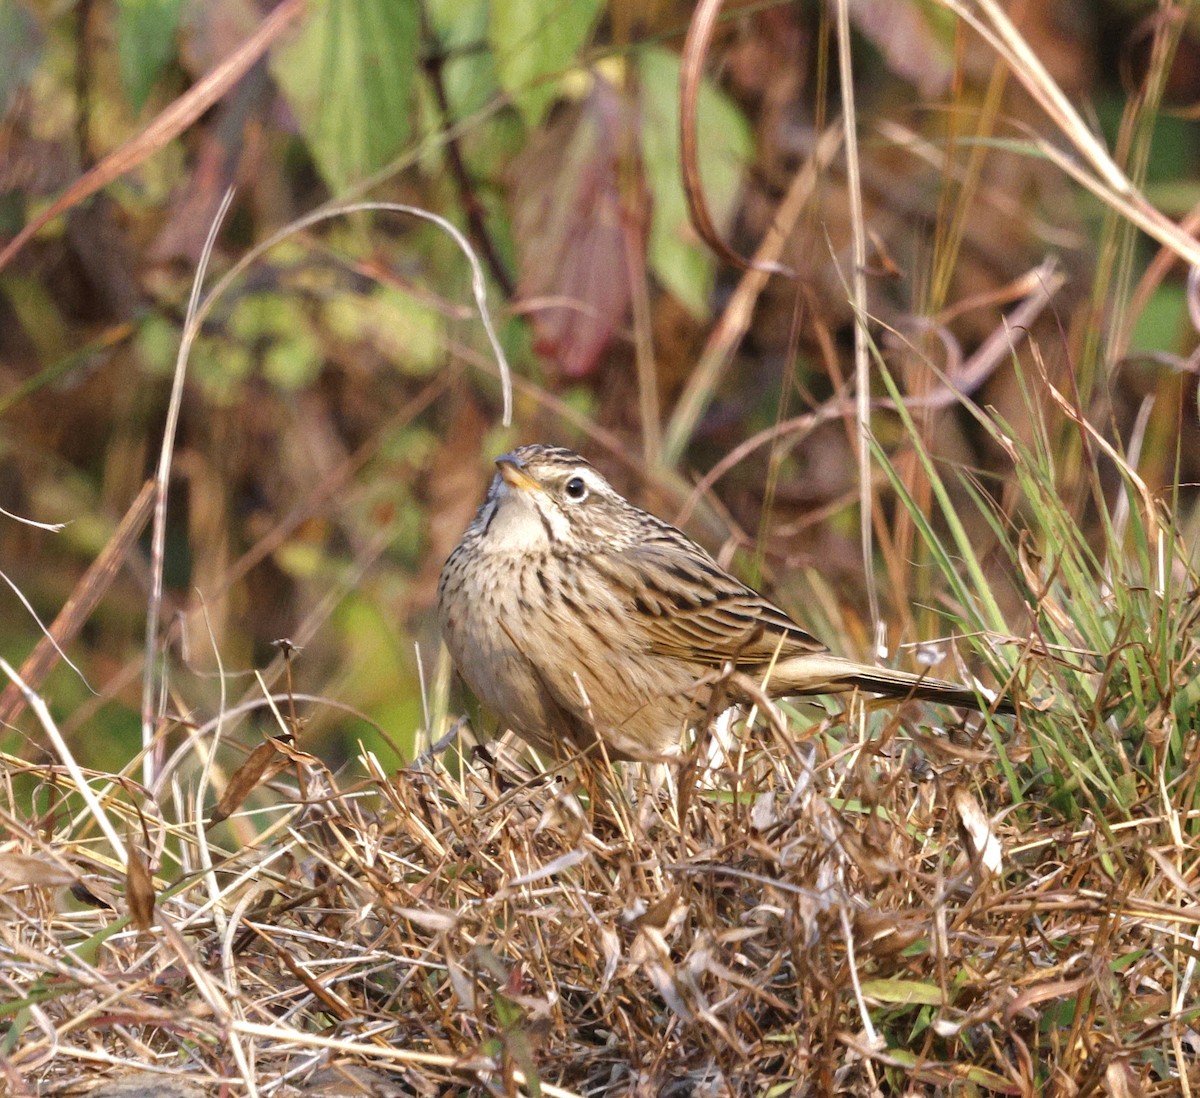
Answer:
438, 444, 1012, 760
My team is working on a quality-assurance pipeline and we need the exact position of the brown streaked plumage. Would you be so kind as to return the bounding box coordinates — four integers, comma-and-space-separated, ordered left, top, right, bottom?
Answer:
437, 444, 1012, 761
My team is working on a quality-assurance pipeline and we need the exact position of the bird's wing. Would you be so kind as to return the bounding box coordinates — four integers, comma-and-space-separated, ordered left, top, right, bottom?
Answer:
599, 539, 828, 665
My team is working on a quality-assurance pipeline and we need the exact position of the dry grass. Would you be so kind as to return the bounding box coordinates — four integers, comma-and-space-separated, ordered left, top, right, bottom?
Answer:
3, 678, 1199, 1096
3, 3, 1200, 1095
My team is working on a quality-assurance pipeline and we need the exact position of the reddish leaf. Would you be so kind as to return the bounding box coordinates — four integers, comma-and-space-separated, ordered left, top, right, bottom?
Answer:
509, 76, 640, 378
126, 847, 156, 932
849, 0, 953, 98
209, 737, 291, 827
0, 851, 78, 889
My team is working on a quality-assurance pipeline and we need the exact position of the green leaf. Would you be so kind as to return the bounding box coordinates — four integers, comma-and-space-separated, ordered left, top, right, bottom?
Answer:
858, 978, 944, 1006
0, 0, 42, 116
227, 292, 323, 390
115, 0, 184, 112
425, 0, 499, 118
1130, 281, 1186, 355
263, 331, 323, 390
329, 594, 423, 761
489, 0, 601, 125
271, 0, 418, 192
134, 312, 180, 377
638, 47, 752, 317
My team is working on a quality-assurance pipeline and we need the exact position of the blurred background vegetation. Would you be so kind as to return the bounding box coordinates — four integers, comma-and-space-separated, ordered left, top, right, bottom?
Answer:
0, 0, 1197, 782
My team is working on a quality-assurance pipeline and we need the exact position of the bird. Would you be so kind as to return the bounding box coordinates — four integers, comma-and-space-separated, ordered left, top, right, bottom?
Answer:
437, 444, 1013, 762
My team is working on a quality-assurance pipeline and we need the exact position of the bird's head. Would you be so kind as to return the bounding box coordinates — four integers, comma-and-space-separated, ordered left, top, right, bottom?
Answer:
478, 444, 639, 553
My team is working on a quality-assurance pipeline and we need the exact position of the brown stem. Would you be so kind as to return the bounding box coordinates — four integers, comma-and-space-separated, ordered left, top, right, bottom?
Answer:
419, 6, 515, 299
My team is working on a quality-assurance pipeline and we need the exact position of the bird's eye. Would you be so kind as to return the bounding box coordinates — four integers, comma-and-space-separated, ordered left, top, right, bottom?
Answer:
564, 476, 589, 502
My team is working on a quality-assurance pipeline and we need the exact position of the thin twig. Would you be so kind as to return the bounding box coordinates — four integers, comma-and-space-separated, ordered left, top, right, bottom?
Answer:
418, 5, 515, 298
833, 0, 880, 651
141, 188, 236, 786
1, 659, 127, 865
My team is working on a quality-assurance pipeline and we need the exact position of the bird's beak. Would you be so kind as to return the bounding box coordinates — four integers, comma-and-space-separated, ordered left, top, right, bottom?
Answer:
495, 454, 545, 495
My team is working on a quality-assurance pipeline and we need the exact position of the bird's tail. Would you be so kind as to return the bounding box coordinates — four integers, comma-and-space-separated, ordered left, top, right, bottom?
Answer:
765, 654, 1015, 715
